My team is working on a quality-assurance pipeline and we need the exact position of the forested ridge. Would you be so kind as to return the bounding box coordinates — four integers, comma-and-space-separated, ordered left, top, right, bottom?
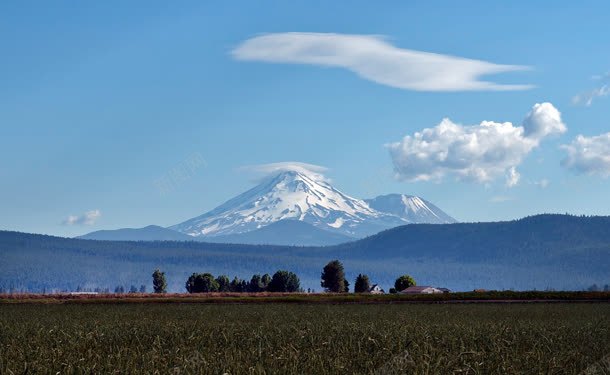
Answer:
1, 214, 608, 292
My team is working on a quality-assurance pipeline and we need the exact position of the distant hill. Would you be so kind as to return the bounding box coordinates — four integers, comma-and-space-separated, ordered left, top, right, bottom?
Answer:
335, 214, 610, 262
204, 220, 354, 246
78, 225, 193, 241
79, 221, 353, 246
1, 215, 608, 292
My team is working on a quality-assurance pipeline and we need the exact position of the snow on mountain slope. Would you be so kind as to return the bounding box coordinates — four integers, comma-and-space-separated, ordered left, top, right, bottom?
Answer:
365, 194, 457, 224
170, 170, 406, 238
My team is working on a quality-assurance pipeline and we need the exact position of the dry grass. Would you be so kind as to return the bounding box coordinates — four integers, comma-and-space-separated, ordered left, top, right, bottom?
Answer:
1, 291, 609, 304
0, 303, 608, 374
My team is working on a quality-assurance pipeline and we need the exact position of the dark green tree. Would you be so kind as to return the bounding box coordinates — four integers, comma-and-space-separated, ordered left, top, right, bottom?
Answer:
261, 274, 272, 290
354, 274, 371, 293
216, 275, 231, 292
248, 274, 263, 292
152, 269, 167, 294
230, 276, 246, 292
321, 260, 347, 293
268, 270, 301, 292
394, 275, 416, 292
139, 285, 146, 293
185, 273, 219, 293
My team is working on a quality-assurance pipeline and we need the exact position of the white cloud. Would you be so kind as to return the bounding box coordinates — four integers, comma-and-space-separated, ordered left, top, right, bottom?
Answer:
572, 85, 609, 106
489, 195, 514, 203
63, 209, 101, 226
561, 132, 610, 177
232, 32, 533, 92
592, 72, 610, 80
572, 71, 610, 106
534, 179, 550, 188
522, 102, 567, 140
387, 103, 566, 186
241, 161, 329, 181
506, 167, 520, 187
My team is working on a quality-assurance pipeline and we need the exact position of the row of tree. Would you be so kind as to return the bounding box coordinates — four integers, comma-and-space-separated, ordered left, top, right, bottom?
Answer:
185, 271, 301, 293
320, 260, 416, 293
114, 285, 147, 294
150, 261, 417, 294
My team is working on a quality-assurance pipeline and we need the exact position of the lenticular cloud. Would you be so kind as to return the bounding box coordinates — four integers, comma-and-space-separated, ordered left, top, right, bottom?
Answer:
232, 32, 533, 92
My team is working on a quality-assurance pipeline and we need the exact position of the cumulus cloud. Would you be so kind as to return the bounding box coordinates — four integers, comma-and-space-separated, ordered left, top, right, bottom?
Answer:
241, 161, 329, 181
387, 103, 566, 186
561, 132, 610, 177
522, 102, 567, 140
572, 71, 610, 106
63, 209, 101, 226
232, 32, 533, 92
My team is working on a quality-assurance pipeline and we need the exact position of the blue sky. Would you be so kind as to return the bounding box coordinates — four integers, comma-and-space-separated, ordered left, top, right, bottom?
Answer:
1, 1, 609, 237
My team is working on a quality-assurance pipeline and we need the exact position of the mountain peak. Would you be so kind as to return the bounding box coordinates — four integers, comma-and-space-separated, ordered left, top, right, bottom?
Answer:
365, 194, 456, 224
170, 169, 456, 240
170, 169, 403, 238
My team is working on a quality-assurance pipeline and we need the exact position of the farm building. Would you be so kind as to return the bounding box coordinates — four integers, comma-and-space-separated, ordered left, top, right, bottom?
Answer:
368, 284, 385, 294
399, 286, 444, 294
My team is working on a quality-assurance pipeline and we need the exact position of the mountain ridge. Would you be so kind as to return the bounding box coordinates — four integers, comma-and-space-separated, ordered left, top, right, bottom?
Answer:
80, 170, 456, 244
78, 225, 193, 242
170, 170, 455, 240
2, 214, 609, 292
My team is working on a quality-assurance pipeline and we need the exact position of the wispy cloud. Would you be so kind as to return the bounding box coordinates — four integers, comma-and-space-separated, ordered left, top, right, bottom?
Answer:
232, 32, 533, 92
534, 179, 550, 188
561, 132, 610, 177
387, 103, 566, 187
63, 209, 101, 226
240, 161, 329, 182
572, 86, 609, 106
489, 196, 515, 203
572, 71, 610, 106
506, 167, 521, 188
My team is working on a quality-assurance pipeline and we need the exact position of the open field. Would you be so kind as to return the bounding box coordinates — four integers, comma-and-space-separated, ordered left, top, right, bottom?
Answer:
1, 291, 609, 304
0, 303, 608, 374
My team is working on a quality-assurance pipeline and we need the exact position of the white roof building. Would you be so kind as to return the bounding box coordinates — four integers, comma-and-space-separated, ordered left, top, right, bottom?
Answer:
368, 284, 385, 294
399, 286, 444, 294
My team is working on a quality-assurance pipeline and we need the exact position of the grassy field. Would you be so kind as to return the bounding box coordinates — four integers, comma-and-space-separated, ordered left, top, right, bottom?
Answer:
0, 303, 608, 374
1, 290, 609, 304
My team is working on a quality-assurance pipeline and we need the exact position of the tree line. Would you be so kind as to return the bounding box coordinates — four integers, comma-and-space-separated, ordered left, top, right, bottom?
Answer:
320, 260, 416, 293
184, 271, 301, 293
150, 260, 418, 294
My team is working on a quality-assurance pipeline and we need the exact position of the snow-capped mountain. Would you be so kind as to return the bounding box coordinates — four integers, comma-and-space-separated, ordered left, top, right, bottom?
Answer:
170, 170, 404, 238
365, 194, 456, 225
170, 169, 456, 239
